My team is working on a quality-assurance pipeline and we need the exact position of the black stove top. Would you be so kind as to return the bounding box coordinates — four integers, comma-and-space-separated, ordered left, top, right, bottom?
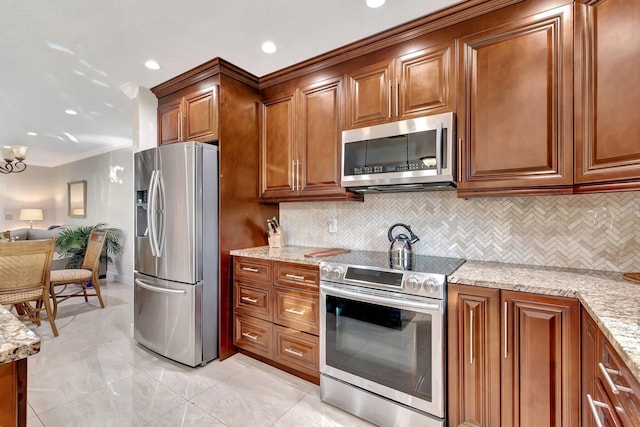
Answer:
323, 250, 465, 276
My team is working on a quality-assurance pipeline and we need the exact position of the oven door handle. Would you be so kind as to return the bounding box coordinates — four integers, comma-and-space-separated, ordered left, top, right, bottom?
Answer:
321, 283, 441, 312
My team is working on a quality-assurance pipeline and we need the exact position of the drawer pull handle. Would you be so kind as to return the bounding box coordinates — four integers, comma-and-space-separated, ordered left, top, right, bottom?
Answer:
242, 267, 260, 273
598, 363, 634, 394
285, 307, 306, 315
284, 347, 304, 358
241, 332, 259, 341
241, 296, 258, 304
285, 274, 305, 281
586, 394, 606, 427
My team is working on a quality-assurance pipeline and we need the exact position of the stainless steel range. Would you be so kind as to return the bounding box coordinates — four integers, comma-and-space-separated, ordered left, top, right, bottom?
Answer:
319, 251, 465, 427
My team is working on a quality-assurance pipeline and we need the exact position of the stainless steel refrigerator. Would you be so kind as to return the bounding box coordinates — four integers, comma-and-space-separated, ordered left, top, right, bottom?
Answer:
133, 141, 218, 367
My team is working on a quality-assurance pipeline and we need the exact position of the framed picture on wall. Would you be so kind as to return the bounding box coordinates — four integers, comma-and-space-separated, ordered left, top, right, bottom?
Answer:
68, 180, 87, 218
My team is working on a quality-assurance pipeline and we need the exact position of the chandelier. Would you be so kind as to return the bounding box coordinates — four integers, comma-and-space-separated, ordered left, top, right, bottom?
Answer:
0, 145, 28, 174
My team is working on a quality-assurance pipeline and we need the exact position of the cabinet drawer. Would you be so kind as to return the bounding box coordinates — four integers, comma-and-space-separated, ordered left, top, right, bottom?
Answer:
273, 325, 319, 377
273, 287, 319, 335
274, 262, 319, 292
234, 313, 272, 358
234, 257, 272, 284
233, 279, 272, 321
598, 338, 640, 426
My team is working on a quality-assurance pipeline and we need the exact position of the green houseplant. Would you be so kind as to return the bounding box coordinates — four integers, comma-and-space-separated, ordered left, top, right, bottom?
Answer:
55, 223, 124, 270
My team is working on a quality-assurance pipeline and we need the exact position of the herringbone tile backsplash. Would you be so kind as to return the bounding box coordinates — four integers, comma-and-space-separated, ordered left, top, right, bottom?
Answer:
280, 191, 640, 272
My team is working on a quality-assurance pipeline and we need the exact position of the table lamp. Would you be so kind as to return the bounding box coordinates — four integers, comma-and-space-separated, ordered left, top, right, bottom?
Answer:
19, 208, 43, 229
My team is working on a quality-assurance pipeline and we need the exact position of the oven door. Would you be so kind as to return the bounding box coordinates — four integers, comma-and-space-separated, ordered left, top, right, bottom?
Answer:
320, 282, 445, 417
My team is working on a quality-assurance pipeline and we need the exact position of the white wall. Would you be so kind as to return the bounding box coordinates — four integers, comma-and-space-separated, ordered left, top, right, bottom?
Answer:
0, 148, 134, 284
134, 87, 158, 153
54, 148, 134, 284
0, 166, 59, 230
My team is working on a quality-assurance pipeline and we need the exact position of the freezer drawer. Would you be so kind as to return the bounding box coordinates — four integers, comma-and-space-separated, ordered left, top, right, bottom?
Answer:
133, 273, 202, 367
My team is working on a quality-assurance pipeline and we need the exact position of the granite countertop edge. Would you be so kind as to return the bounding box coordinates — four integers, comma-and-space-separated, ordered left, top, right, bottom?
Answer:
0, 308, 41, 364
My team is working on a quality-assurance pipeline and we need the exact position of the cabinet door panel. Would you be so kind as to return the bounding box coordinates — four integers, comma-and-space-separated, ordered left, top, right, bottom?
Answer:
234, 279, 272, 321
158, 98, 182, 146
448, 284, 501, 427
273, 287, 319, 335
502, 291, 579, 427
184, 85, 218, 142
397, 43, 453, 119
273, 325, 319, 377
458, 5, 573, 194
346, 60, 393, 128
298, 79, 343, 196
575, 0, 640, 187
234, 313, 272, 358
260, 94, 296, 199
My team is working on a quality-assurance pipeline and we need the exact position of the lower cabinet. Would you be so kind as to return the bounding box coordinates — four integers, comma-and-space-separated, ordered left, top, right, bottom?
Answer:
232, 256, 320, 382
582, 308, 640, 427
0, 358, 27, 427
448, 284, 580, 427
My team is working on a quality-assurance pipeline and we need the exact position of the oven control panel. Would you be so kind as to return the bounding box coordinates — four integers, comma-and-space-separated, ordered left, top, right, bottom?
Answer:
320, 262, 446, 299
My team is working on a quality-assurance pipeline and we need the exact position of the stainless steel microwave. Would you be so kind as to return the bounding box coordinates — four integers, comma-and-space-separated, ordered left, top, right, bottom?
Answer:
341, 112, 456, 192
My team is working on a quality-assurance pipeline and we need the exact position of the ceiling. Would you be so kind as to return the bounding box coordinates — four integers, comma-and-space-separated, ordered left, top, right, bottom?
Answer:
0, 0, 463, 167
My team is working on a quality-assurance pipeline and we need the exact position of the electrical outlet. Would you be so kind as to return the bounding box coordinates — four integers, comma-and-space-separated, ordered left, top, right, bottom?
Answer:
5, 214, 13, 220
328, 219, 337, 233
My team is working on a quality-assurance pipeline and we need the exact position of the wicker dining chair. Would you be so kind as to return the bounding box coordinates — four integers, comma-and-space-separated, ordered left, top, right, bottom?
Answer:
49, 230, 106, 318
0, 238, 58, 336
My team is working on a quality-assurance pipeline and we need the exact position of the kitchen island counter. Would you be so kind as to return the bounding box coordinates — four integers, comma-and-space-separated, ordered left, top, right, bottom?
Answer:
0, 307, 40, 427
450, 261, 640, 382
0, 308, 40, 364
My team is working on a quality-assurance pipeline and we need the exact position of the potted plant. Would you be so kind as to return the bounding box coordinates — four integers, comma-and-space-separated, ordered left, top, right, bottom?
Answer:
55, 223, 124, 273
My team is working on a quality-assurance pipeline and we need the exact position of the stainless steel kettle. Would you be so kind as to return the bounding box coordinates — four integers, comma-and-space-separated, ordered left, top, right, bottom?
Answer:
388, 223, 420, 269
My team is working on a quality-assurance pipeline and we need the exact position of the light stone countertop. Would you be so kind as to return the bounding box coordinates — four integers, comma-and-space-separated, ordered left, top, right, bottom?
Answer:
230, 245, 335, 266
449, 261, 640, 382
0, 308, 41, 364
231, 246, 640, 382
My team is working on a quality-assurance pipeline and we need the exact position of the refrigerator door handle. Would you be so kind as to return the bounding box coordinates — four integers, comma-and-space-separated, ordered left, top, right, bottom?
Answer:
156, 170, 166, 256
135, 278, 188, 295
147, 170, 158, 257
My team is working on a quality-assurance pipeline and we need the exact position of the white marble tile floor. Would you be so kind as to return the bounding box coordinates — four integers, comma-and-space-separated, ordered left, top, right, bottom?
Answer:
23, 280, 375, 427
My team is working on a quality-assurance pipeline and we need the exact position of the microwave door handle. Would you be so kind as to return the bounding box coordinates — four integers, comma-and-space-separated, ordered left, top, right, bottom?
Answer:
436, 121, 443, 175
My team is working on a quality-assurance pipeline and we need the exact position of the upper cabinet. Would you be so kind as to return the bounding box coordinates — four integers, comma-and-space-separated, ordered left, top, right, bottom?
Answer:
457, 3, 574, 197
158, 84, 219, 145
574, 0, 640, 193
260, 77, 362, 202
345, 42, 455, 129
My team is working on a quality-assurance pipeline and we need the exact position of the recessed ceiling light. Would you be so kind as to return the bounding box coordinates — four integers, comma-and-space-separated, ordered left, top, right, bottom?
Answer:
27, 132, 37, 136
366, 0, 386, 8
65, 109, 78, 115
261, 41, 277, 54
145, 60, 160, 70
63, 132, 79, 143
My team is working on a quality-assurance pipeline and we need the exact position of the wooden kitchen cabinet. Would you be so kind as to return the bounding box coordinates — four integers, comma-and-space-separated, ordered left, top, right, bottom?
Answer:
345, 41, 454, 129
232, 257, 320, 382
457, 3, 574, 197
260, 77, 361, 202
0, 359, 27, 427
574, 0, 640, 192
448, 284, 579, 427
582, 308, 640, 427
448, 284, 501, 427
158, 84, 219, 145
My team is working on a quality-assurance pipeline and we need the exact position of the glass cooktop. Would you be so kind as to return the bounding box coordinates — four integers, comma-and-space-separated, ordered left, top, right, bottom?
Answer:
323, 250, 465, 276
